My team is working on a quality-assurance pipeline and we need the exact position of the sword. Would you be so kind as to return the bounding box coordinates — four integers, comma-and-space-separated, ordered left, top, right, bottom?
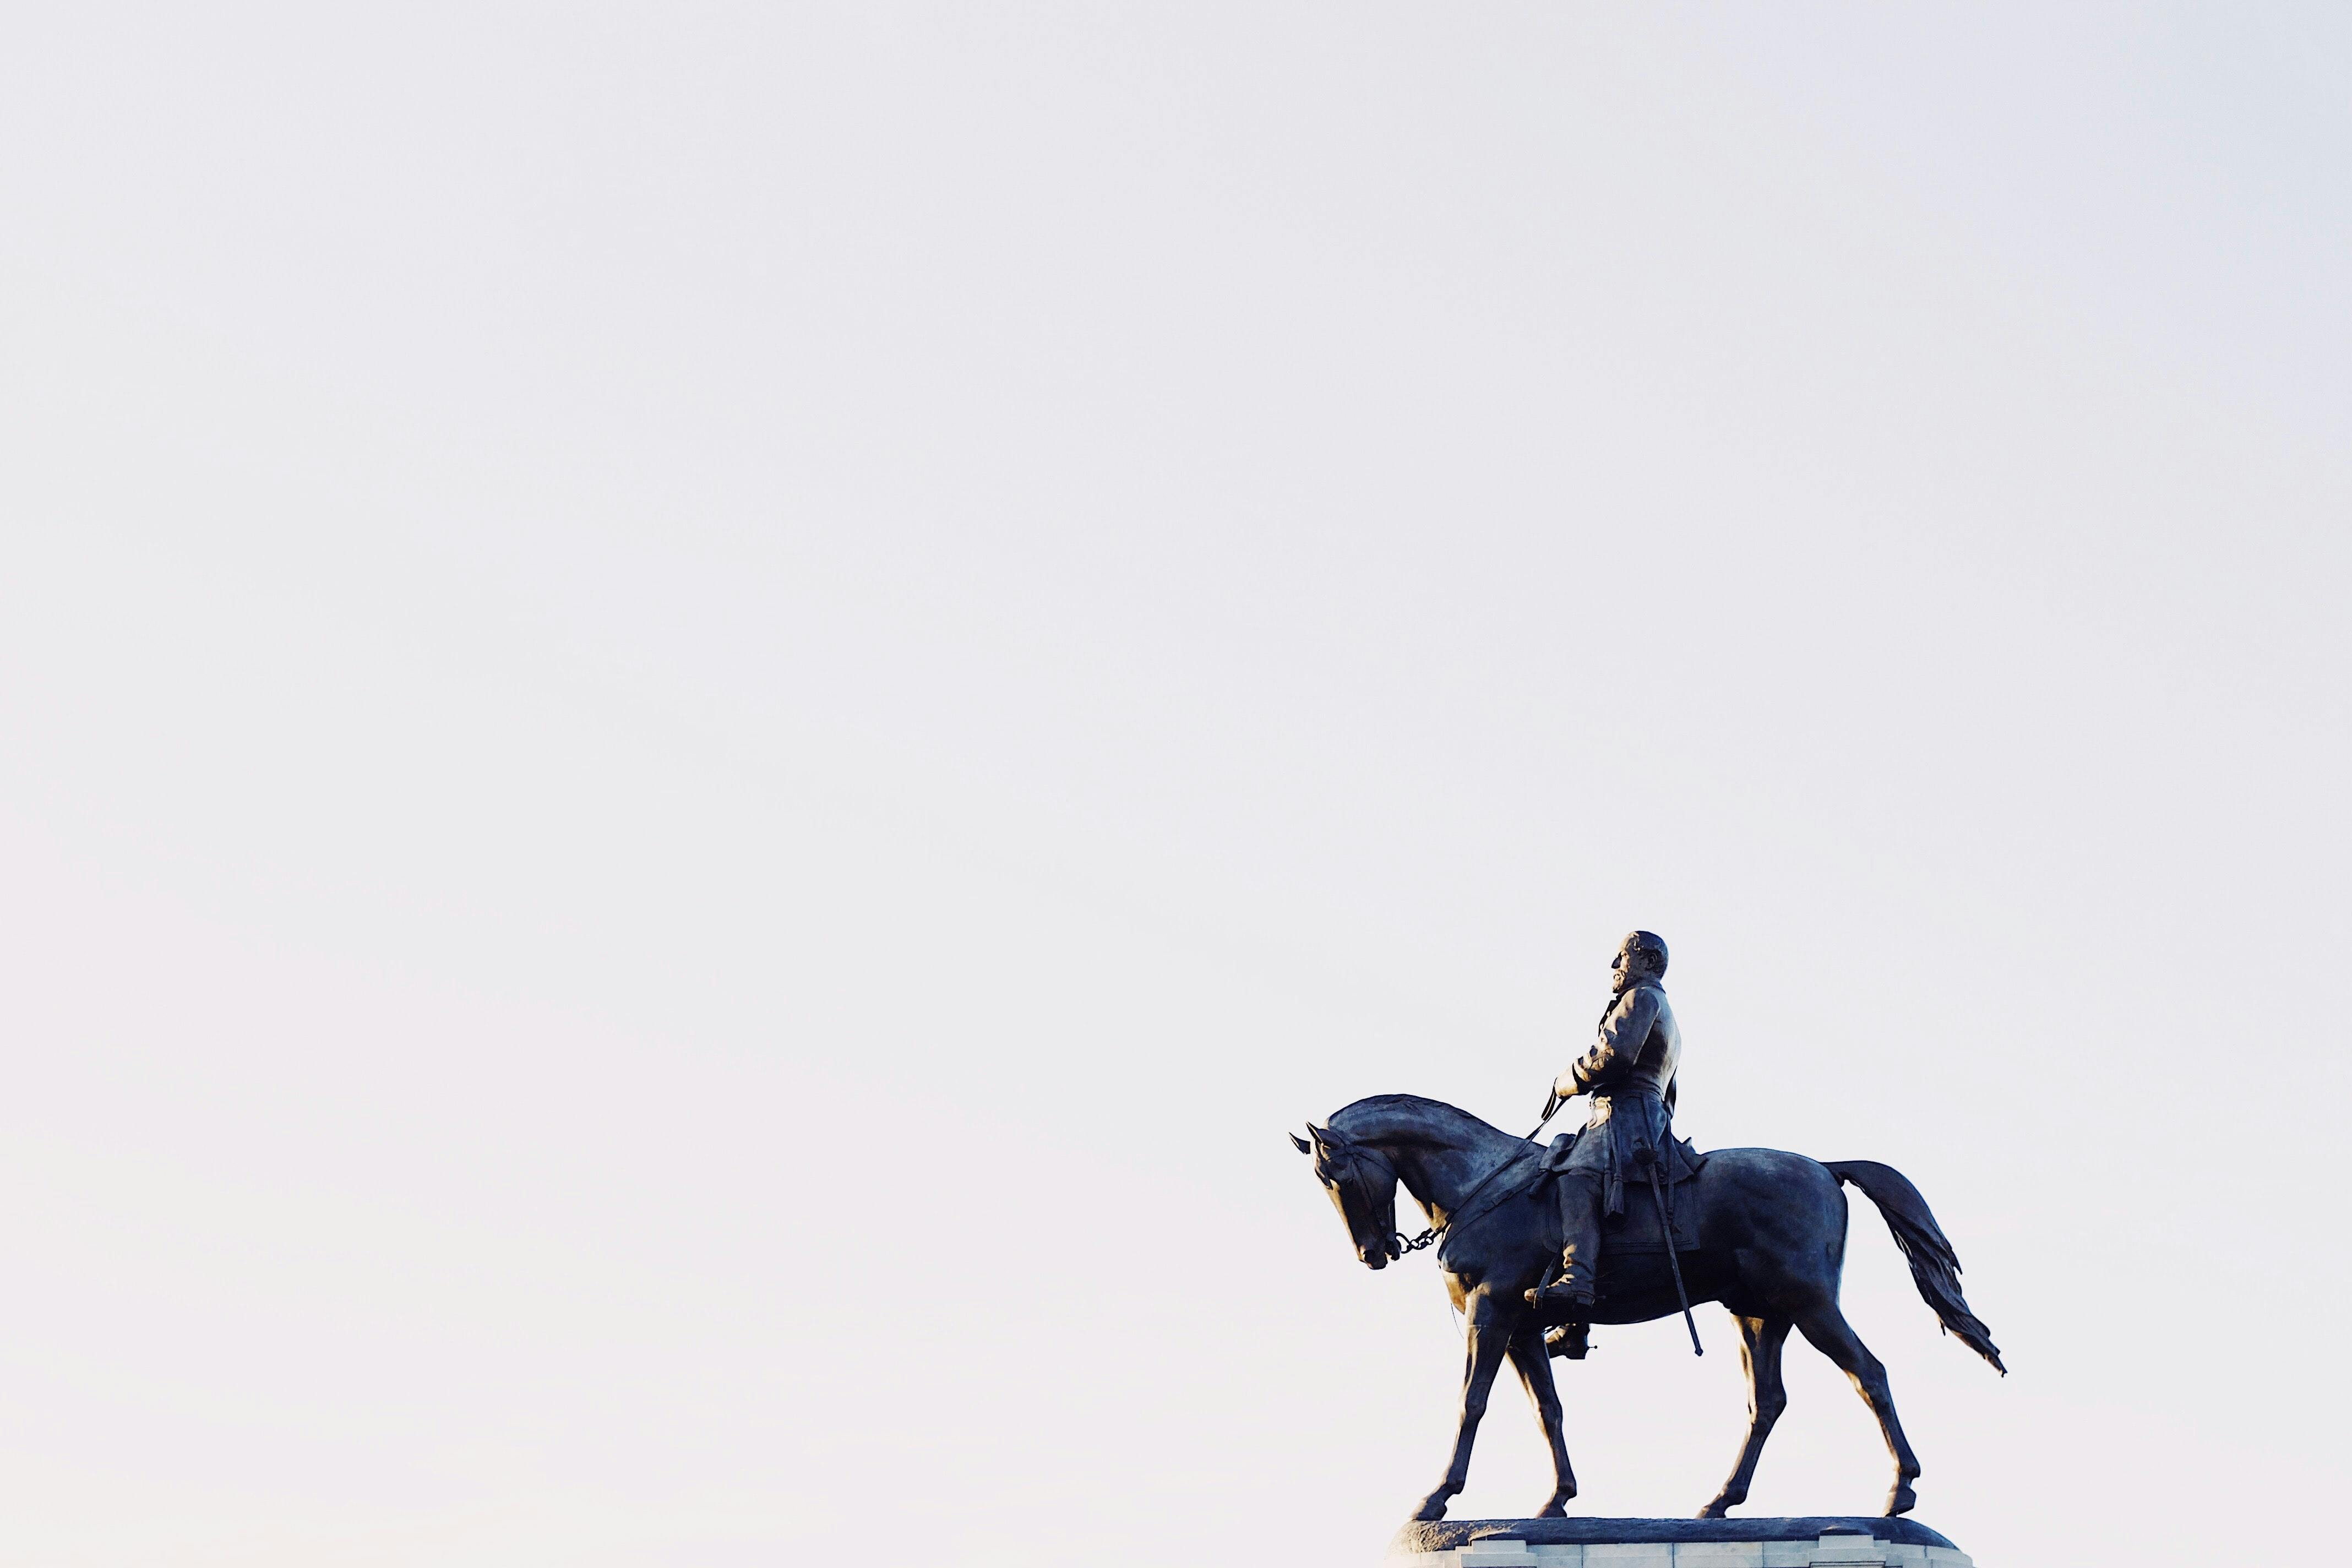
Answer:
1640, 1144, 1703, 1356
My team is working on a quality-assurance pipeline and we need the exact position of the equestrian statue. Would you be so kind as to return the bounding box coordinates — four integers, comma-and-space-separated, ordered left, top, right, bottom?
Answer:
1291, 932, 2002, 1524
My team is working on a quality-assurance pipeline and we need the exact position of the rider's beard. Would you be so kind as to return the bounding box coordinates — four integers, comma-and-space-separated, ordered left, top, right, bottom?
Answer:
1613, 962, 1657, 995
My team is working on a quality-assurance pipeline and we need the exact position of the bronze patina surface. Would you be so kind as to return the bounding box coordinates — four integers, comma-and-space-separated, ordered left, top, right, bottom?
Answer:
1293, 934, 2002, 1525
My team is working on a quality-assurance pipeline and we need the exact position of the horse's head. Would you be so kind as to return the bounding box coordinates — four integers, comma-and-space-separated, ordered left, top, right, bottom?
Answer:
1291, 1121, 1402, 1269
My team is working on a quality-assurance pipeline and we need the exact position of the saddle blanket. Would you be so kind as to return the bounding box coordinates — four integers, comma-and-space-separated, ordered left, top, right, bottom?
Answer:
1596, 1175, 1701, 1255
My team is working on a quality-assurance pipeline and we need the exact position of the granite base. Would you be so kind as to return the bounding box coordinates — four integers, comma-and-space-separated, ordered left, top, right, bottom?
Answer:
1389, 1517, 1971, 1568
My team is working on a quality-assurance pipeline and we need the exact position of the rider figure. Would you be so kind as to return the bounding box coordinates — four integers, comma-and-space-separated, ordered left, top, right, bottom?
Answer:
1527, 930, 1681, 1319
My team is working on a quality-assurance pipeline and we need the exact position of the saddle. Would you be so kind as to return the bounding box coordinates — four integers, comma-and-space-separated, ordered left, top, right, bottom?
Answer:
1537, 1129, 1706, 1254
1537, 1129, 1707, 1186
1598, 1175, 1702, 1255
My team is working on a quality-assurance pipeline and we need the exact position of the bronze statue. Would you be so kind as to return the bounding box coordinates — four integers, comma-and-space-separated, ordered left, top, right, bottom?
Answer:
1290, 937, 2003, 1524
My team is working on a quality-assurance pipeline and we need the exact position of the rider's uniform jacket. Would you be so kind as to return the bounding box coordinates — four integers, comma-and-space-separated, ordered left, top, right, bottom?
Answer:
1552, 980, 1688, 1215
1569, 981, 1681, 1104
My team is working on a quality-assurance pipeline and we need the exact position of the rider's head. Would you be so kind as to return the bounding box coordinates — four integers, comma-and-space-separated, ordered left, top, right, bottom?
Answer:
1611, 930, 1668, 991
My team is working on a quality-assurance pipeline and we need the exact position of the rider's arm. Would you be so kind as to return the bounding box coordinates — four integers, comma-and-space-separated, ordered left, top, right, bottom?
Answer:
1563, 986, 1660, 1096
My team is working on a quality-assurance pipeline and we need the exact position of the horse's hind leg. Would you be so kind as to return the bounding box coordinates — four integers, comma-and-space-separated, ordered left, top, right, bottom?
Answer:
1504, 1321, 1577, 1516
1794, 1304, 1920, 1516
1698, 1314, 1790, 1518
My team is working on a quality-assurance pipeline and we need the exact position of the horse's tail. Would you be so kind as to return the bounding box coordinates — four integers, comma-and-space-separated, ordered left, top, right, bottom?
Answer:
1825, 1159, 2006, 1375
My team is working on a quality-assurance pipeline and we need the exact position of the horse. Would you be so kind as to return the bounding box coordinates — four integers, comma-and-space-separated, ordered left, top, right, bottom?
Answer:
1291, 1093, 2002, 1523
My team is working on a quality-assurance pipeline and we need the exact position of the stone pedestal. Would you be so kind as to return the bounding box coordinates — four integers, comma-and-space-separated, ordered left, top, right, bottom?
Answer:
1388, 1518, 1972, 1568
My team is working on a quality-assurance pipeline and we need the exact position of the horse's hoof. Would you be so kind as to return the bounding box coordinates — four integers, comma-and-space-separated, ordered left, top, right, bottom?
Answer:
1697, 1502, 1733, 1520
1413, 1495, 1452, 1523
1883, 1482, 1917, 1517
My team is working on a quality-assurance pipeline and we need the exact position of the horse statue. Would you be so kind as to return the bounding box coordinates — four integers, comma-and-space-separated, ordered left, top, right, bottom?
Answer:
1291, 1093, 2002, 1522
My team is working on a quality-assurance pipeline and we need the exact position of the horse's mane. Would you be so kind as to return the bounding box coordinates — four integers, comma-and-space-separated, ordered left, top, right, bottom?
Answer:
1329, 1093, 1517, 1147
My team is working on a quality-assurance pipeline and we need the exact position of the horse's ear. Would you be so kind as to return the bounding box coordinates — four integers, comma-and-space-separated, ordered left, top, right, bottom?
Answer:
1288, 1130, 1313, 1155
1310, 1121, 1347, 1151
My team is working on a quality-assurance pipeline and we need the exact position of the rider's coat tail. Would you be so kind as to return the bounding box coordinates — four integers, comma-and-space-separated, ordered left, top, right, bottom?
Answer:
1825, 1159, 2007, 1375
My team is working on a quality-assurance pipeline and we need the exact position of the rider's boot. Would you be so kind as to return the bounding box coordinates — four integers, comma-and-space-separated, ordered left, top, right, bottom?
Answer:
1545, 1321, 1592, 1360
1525, 1248, 1597, 1323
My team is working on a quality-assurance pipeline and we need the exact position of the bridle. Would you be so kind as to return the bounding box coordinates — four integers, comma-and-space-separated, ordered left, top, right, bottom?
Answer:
1330, 1144, 1421, 1260
1332, 1114, 1561, 1261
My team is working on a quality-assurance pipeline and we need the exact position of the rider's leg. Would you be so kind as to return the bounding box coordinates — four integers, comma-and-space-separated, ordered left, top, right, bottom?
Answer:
1527, 1172, 1602, 1315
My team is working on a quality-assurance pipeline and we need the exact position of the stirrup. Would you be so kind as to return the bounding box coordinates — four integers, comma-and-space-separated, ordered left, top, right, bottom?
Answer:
1545, 1322, 1592, 1360
1523, 1276, 1596, 1326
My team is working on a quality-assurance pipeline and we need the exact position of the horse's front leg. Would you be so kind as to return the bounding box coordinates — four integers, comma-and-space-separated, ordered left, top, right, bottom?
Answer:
1414, 1292, 1514, 1522
1504, 1317, 1577, 1516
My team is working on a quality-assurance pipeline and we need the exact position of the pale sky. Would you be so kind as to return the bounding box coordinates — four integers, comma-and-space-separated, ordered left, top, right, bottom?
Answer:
2, 8, 2346, 1567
